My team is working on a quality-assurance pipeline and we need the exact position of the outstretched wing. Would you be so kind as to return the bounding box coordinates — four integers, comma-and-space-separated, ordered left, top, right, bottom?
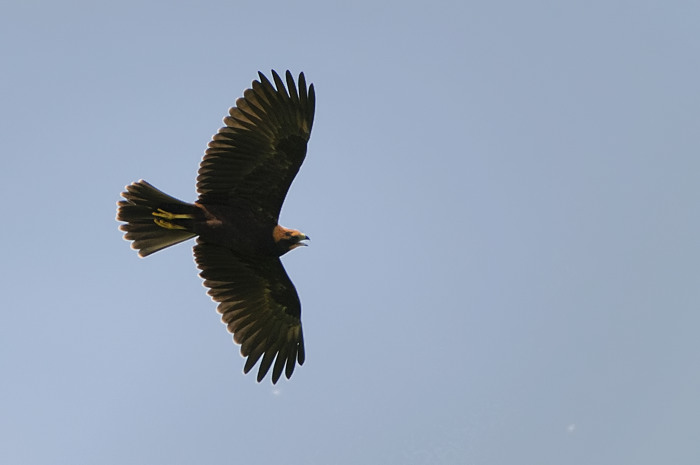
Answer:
197, 70, 315, 222
193, 240, 305, 383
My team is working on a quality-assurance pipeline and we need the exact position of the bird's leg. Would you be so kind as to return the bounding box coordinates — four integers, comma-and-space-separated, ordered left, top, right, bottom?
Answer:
152, 208, 193, 230
153, 208, 194, 220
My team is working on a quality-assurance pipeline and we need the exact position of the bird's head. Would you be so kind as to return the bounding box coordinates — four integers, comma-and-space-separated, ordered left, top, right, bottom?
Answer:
273, 225, 310, 256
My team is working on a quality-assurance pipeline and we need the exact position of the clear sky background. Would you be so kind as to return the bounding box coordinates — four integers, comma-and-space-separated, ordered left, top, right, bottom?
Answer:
1, 1, 698, 464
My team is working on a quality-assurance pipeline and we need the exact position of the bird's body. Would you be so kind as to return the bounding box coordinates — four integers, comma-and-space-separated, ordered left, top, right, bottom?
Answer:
117, 71, 314, 384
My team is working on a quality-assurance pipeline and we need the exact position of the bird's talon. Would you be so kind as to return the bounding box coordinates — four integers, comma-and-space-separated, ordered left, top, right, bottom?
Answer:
153, 208, 175, 219
153, 218, 186, 230
153, 209, 193, 221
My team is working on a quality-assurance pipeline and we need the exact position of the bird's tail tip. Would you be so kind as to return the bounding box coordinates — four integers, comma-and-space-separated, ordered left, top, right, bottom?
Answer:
116, 180, 197, 257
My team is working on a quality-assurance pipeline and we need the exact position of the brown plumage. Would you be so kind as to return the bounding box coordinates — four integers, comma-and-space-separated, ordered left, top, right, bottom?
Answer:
116, 70, 315, 384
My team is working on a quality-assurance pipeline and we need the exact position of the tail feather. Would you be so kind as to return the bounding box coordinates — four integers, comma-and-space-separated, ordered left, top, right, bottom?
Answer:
117, 180, 198, 257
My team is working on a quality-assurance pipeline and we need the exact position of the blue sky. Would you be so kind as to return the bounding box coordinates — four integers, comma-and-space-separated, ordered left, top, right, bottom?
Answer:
1, 1, 699, 464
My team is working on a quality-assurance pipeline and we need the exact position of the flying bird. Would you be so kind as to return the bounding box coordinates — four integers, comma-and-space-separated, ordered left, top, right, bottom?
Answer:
116, 70, 315, 384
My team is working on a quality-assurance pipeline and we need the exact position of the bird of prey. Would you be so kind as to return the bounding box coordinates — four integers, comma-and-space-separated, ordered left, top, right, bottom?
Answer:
116, 70, 315, 384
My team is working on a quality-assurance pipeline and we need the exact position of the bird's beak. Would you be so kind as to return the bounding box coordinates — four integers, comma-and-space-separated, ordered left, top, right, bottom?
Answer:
290, 234, 310, 250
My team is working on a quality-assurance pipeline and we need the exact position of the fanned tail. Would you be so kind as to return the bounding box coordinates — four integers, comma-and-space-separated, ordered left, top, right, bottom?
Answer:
117, 180, 198, 257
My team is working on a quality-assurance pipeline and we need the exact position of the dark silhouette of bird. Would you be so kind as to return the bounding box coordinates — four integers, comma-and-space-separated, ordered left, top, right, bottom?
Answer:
116, 70, 314, 384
